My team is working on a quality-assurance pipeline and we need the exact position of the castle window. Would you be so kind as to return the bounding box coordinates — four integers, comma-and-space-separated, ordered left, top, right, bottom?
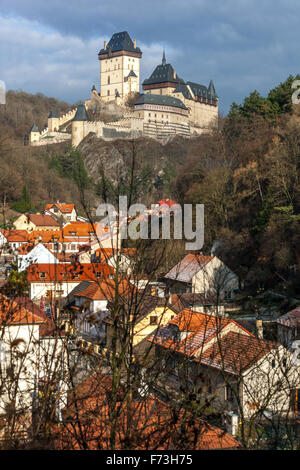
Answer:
107, 90, 110, 96
108, 76, 110, 85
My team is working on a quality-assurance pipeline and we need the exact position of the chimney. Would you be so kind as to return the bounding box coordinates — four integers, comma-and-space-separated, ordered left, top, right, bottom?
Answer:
256, 319, 263, 339
104, 40, 107, 50
134, 39, 136, 48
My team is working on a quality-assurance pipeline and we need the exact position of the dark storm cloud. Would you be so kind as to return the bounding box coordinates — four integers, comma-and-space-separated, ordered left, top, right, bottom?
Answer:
0, 0, 299, 112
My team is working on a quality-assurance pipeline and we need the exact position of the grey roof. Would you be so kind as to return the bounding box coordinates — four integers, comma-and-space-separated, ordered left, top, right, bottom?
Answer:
186, 81, 217, 100
91, 85, 96, 91
173, 82, 193, 100
208, 80, 218, 99
73, 103, 89, 122
30, 123, 39, 132
165, 254, 214, 283
276, 306, 300, 328
128, 70, 137, 78
48, 110, 58, 118
99, 31, 141, 55
63, 280, 93, 307
143, 62, 184, 86
134, 93, 188, 110
186, 81, 209, 98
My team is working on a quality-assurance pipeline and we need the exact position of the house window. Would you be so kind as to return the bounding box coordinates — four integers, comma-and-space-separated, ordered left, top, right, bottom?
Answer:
39, 272, 46, 279
150, 316, 158, 325
225, 383, 235, 401
0, 341, 6, 375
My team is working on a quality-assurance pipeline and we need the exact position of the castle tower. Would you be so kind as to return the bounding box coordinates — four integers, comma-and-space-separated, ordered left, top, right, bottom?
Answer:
98, 31, 142, 103
142, 51, 184, 96
48, 110, 59, 132
71, 103, 89, 147
29, 123, 40, 143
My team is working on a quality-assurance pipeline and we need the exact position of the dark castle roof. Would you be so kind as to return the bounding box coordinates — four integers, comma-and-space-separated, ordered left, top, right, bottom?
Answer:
143, 53, 184, 87
173, 82, 193, 100
30, 123, 39, 132
98, 31, 141, 55
134, 94, 188, 110
128, 70, 137, 78
48, 110, 58, 118
73, 103, 89, 122
187, 81, 218, 100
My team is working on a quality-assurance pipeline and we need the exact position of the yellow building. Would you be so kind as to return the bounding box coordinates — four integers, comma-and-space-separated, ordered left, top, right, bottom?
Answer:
14, 213, 61, 232
105, 296, 180, 359
98, 31, 142, 102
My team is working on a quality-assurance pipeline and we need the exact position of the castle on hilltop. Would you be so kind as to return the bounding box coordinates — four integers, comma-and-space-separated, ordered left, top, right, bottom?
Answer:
29, 31, 218, 147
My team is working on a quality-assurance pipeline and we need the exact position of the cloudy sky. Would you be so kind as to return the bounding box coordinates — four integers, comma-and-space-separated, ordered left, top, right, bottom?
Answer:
0, 0, 299, 113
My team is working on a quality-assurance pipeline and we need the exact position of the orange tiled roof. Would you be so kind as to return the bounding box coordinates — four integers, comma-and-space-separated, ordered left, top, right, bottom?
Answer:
26, 263, 114, 283
1, 229, 29, 243
200, 331, 276, 375
158, 198, 177, 207
149, 309, 252, 357
0, 295, 47, 325
17, 243, 35, 255
55, 373, 241, 450
74, 279, 132, 300
63, 222, 98, 237
45, 203, 75, 214
25, 213, 60, 227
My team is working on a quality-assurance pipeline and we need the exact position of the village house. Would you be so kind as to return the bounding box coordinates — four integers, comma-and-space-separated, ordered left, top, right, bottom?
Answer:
13, 213, 60, 232
91, 247, 136, 274
164, 253, 239, 300
26, 263, 114, 302
104, 294, 181, 358
0, 295, 68, 438
45, 202, 77, 222
17, 242, 60, 272
276, 306, 300, 348
148, 309, 300, 421
64, 279, 133, 352
0, 229, 29, 252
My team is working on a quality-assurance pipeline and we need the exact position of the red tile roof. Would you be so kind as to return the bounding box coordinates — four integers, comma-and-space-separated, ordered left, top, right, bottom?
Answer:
200, 331, 276, 375
149, 309, 252, 357
74, 279, 133, 300
45, 203, 75, 214
55, 373, 241, 450
158, 198, 177, 207
0, 295, 47, 325
276, 306, 300, 328
165, 254, 214, 283
1, 229, 29, 243
26, 213, 60, 227
26, 263, 114, 283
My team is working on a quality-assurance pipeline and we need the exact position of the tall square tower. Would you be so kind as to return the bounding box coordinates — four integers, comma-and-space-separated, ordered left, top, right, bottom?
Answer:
98, 31, 142, 102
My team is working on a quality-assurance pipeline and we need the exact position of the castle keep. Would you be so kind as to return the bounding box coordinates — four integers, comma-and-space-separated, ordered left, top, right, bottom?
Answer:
30, 31, 218, 147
